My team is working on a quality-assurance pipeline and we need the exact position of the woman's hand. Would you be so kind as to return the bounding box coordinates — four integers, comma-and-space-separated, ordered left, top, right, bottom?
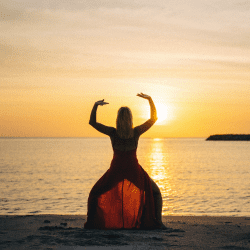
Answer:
137, 93, 151, 100
89, 99, 109, 127
95, 99, 109, 106
137, 92, 157, 123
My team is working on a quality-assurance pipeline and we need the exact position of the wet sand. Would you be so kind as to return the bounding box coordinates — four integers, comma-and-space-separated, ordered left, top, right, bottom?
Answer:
0, 215, 250, 249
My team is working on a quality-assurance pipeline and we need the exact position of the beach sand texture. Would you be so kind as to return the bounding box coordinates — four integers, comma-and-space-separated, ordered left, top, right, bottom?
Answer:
1, 215, 250, 249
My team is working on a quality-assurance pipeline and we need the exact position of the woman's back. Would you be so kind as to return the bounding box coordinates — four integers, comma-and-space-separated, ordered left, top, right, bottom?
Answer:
110, 128, 140, 152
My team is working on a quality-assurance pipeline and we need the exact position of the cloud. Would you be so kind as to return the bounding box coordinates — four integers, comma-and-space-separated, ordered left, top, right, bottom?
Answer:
0, 0, 249, 78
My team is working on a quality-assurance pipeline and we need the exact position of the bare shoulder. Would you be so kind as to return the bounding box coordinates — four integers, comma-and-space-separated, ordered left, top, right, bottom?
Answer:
92, 123, 115, 136
134, 119, 155, 136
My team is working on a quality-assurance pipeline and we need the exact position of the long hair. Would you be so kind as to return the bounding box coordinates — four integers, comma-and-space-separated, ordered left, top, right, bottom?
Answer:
116, 107, 134, 139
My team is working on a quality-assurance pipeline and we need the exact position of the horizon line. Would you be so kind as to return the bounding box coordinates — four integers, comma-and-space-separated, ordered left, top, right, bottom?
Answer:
0, 136, 207, 139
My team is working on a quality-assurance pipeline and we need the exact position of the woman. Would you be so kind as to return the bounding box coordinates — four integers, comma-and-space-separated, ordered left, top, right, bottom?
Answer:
84, 93, 166, 229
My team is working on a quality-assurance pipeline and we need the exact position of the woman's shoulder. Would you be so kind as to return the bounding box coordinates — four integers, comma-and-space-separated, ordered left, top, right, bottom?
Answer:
111, 128, 138, 140
133, 127, 139, 137
109, 128, 116, 136
134, 119, 155, 136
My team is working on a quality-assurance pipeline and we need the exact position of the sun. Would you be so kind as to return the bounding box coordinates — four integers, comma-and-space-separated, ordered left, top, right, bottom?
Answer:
140, 101, 173, 125
155, 103, 171, 125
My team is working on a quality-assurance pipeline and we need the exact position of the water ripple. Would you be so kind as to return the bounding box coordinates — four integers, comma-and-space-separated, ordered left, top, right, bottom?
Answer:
1, 138, 250, 216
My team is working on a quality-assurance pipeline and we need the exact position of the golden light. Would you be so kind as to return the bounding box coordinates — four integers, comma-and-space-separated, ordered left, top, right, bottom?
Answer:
147, 139, 175, 215
153, 138, 162, 141
155, 103, 171, 125
140, 101, 173, 126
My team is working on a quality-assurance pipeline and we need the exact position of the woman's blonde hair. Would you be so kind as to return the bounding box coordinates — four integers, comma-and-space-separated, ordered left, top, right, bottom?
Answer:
116, 107, 134, 139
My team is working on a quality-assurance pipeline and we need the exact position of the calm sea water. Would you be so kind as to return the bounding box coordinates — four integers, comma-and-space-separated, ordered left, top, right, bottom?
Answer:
0, 138, 250, 216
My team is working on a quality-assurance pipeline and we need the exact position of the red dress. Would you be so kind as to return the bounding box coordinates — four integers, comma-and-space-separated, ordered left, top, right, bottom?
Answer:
84, 130, 161, 230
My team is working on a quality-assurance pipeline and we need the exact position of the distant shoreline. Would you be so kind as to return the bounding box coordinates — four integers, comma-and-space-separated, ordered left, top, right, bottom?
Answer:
206, 134, 250, 141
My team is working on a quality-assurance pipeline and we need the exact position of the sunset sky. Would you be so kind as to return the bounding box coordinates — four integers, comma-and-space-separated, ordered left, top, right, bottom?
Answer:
1, 0, 250, 138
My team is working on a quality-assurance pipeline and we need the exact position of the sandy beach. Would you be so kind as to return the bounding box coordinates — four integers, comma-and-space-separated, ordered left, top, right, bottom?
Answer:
0, 215, 249, 249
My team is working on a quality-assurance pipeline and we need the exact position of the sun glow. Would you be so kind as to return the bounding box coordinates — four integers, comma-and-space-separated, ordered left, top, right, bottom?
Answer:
155, 103, 172, 125
141, 101, 173, 126
147, 139, 175, 215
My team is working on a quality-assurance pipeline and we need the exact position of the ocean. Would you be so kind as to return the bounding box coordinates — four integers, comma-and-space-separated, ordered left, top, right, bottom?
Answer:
0, 137, 249, 216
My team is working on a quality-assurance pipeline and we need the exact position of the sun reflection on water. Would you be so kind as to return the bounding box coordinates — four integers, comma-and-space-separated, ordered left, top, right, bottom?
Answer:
147, 138, 176, 215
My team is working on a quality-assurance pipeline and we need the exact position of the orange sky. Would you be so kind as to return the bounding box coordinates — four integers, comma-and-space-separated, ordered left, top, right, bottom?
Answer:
1, 0, 250, 138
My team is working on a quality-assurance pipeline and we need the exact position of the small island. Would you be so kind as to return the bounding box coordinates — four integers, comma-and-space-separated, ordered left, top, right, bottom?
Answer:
206, 134, 250, 141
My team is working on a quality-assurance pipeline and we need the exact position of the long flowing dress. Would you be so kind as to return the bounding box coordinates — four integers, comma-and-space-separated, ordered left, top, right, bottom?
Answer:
84, 129, 161, 229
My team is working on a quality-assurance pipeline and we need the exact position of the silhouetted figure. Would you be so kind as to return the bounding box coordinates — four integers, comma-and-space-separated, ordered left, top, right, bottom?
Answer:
84, 93, 166, 229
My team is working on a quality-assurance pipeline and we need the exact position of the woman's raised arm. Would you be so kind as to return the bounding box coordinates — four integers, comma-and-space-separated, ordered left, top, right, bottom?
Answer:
135, 93, 158, 136
89, 99, 115, 136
